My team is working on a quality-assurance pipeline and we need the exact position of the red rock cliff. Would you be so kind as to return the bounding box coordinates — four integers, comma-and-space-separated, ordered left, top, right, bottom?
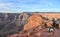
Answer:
24, 14, 43, 30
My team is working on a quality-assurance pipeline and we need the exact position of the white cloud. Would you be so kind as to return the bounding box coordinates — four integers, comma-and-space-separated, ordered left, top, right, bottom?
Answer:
0, 2, 15, 12
39, 0, 54, 7
0, 3, 13, 7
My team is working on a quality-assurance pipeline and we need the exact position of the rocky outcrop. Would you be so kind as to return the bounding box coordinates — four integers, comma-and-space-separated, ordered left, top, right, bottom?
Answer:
24, 13, 43, 30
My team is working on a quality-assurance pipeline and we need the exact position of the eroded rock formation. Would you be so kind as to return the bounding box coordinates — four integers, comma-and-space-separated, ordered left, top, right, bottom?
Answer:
24, 13, 43, 30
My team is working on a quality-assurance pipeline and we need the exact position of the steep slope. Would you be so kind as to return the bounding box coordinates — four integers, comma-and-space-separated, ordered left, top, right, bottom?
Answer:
0, 13, 30, 37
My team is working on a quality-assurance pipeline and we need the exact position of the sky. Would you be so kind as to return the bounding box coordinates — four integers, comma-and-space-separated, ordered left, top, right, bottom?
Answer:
0, 0, 60, 13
